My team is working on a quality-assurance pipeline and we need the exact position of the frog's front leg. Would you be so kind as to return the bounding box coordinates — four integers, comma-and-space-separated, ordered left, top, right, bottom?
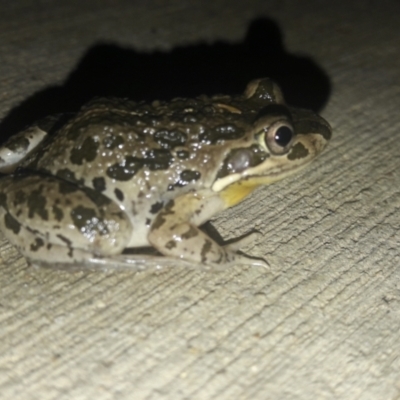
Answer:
0, 174, 132, 267
148, 192, 265, 267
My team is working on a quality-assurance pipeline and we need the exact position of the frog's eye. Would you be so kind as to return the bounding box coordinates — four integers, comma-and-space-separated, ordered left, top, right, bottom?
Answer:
264, 121, 294, 155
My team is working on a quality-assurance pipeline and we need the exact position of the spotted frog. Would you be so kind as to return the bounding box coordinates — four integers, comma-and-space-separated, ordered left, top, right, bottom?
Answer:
0, 79, 331, 269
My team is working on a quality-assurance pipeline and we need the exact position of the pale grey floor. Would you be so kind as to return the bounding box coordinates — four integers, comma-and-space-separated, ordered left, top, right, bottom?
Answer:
1, 1, 400, 399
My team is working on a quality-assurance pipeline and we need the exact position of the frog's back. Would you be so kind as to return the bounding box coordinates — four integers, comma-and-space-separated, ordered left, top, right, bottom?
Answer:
20, 95, 258, 204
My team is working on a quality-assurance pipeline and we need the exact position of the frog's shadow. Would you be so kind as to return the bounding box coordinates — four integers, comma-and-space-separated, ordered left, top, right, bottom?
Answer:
0, 17, 331, 140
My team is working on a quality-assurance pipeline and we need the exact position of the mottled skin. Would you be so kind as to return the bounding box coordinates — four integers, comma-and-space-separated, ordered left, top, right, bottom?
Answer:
0, 78, 331, 268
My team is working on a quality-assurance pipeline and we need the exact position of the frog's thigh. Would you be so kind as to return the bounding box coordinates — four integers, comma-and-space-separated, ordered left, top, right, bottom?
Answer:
0, 175, 132, 263
0, 220, 110, 268
148, 194, 233, 265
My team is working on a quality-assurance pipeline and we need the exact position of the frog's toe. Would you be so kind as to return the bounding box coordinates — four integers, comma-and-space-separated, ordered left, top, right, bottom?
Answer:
229, 252, 270, 269
224, 231, 262, 251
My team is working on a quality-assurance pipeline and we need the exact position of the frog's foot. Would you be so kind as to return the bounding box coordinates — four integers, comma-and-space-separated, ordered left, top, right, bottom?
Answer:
218, 231, 268, 268
220, 250, 269, 269
224, 231, 262, 251
99, 252, 269, 271
83, 254, 208, 271
86, 247, 268, 271
29, 252, 267, 272
28, 251, 198, 272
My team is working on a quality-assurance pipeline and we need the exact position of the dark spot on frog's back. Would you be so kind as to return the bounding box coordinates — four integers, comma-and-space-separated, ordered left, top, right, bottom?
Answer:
30, 237, 45, 252
181, 112, 199, 123
70, 137, 99, 165
27, 188, 48, 220
92, 177, 106, 192
107, 150, 173, 180
52, 204, 64, 222
103, 134, 124, 149
200, 124, 244, 144
106, 156, 142, 181
176, 170, 201, 187
145, 149, 173, 171
114, 188, 124, 202
150, 201, 164, 214
153, 129, 187, 149
4, 213, 21, 234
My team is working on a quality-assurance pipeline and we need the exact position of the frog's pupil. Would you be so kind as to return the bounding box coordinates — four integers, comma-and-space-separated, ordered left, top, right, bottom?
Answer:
274, 126, 293, 147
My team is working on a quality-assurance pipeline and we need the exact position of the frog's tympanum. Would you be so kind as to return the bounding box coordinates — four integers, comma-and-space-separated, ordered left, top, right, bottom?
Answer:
0, 79, 331, 269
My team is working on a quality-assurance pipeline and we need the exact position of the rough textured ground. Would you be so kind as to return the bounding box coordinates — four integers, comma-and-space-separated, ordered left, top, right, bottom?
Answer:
0, 1, 399, 399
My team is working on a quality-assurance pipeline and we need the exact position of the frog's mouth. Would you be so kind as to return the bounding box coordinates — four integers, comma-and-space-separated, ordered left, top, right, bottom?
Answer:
212, 132, 328, 193
212, 162, 307, 192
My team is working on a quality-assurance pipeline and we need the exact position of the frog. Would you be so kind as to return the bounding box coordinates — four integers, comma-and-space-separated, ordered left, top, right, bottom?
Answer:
0, 78, 331, 270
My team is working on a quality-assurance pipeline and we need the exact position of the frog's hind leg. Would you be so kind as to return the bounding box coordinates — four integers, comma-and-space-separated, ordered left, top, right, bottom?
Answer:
0, 173, 133, 269
0, 215, 203, 271
148, 194, 268, 268
0, 215, 148, 271
0, 219, 101, 270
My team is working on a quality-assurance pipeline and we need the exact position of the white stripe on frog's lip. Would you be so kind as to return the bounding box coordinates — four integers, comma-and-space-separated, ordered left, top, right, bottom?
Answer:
211, 161, 310, 192
212, 172, 242, 192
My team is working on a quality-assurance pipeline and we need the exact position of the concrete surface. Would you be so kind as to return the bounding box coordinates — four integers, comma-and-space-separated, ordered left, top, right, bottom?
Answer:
0, 1, 399, 399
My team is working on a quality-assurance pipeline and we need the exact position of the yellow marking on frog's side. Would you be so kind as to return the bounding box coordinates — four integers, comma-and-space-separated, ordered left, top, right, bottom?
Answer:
219, 181, 260, 207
